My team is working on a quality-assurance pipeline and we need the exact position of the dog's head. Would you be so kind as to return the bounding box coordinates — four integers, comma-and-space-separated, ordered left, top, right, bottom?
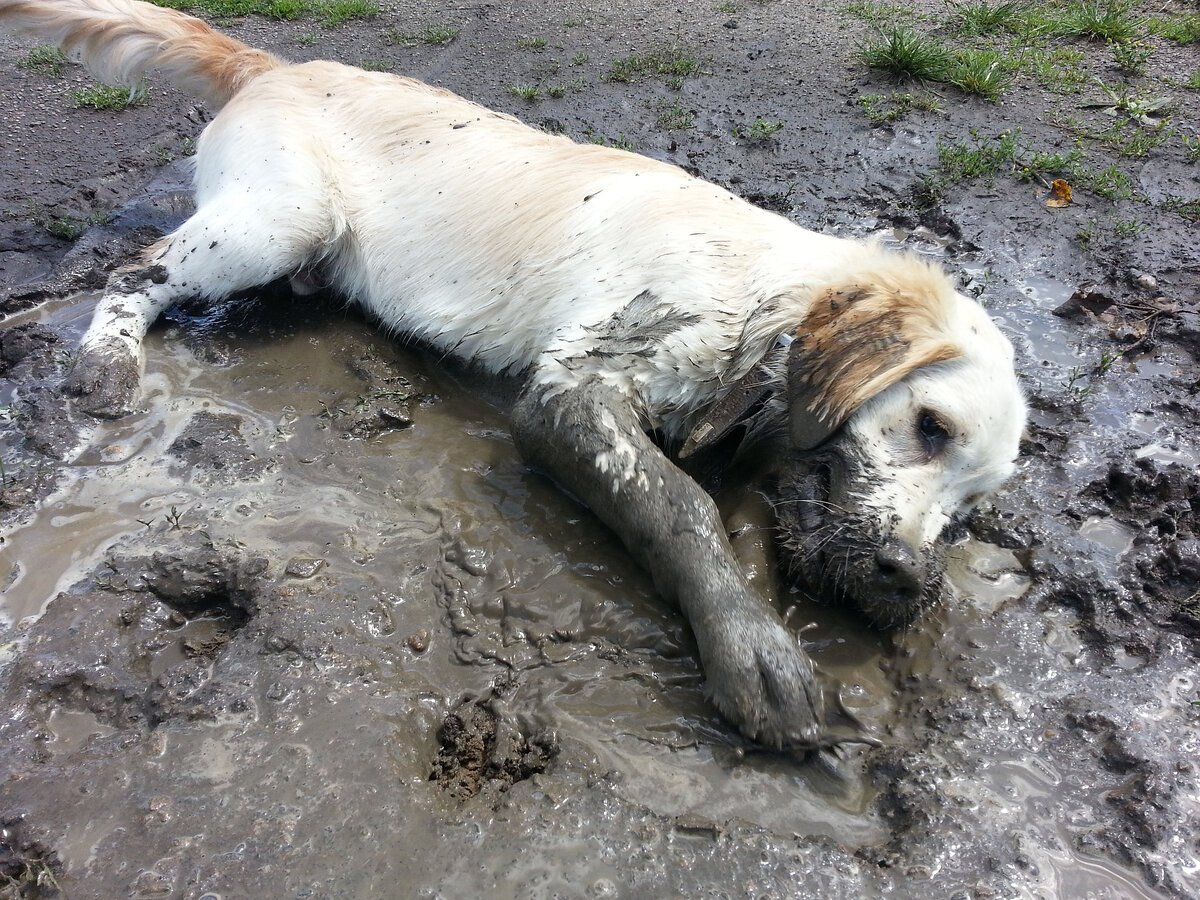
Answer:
692, 256, 1025, 628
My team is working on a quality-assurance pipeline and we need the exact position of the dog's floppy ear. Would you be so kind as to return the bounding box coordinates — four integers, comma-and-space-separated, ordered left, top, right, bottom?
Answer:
788, 280, 961, 449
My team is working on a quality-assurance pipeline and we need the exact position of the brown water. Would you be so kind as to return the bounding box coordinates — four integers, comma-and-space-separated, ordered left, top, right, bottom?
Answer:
0, 282, 1193, 898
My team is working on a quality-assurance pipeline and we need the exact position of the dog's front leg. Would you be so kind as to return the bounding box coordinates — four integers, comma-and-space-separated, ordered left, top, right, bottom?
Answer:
63, 255, 176, 418
513, 379, 825, 750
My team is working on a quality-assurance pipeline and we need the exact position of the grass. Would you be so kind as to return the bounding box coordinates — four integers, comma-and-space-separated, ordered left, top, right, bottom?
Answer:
857, 91, 941, 124
1146, 13, 1200, 45
1051, 1, 1141, 43
16, 45, 69, 77
859, 27, 1010, 98
1076, 218, 1100, 248
1015, 47, 1091, 94
735, 117, 785, 142
155, 0, 378, 23
1183, 134, 1200, 164
952, 1, 1024, 36
1160, 196, 1200, 221
606, 47, 702, 84
517, 35, 548, 50
384, 23, 460, 46
1072, 162, 1135, 200
1111, 217, 1144, 238
507, 83, 540, 102
26, 201, 108, 240
655, 100, 695, 131
71, 82, 147, 109
859, 26, 953, 82
946, 47, 1011, 100
1111, 39, 1152, 75
934, 129, 1086, 189
154, 0, 310, 18
317, 0, 377, 27
584, 130, 635, 151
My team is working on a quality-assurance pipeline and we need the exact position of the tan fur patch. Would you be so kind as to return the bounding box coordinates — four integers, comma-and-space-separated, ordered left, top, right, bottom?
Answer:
789, 258, 962, 427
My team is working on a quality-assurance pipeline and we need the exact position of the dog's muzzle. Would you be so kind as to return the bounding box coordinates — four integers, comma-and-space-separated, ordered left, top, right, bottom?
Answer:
771, 449, 945, 629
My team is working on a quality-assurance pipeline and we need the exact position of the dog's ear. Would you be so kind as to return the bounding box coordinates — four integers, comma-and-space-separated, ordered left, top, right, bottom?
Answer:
788, 281, 960, 449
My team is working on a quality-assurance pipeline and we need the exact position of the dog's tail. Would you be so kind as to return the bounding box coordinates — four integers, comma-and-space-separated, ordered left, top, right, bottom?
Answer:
0, 0, 282, 107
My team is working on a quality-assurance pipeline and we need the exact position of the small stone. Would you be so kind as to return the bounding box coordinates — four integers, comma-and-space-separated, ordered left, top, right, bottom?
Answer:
406, 629, 431, 652
284, 557, 325, 578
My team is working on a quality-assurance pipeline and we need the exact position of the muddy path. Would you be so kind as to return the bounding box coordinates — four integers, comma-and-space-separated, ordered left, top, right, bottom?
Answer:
1, 2, 1198, 898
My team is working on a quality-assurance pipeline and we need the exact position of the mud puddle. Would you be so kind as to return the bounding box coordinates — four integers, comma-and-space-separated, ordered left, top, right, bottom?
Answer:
2, 270, 1194, 897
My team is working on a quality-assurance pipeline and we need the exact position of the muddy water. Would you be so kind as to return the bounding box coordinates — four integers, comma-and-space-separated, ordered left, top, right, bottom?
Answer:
3, 272, 1192, 898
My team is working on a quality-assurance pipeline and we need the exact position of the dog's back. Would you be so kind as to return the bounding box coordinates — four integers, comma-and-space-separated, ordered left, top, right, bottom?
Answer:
1, 0, 885, 434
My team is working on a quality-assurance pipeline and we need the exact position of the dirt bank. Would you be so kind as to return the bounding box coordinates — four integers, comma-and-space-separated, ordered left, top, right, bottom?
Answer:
1, 2, 1197, 898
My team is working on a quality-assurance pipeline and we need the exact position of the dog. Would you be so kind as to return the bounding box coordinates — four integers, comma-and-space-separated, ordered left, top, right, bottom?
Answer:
1, 0, 1026, 750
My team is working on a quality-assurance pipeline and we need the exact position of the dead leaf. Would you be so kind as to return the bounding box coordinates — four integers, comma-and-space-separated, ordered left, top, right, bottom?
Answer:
1045, 179, 1072, 208
1053, 283, 1114, 320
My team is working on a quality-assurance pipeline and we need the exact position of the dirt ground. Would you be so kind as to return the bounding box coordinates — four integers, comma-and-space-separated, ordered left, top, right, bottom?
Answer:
1, 1, 1198, 898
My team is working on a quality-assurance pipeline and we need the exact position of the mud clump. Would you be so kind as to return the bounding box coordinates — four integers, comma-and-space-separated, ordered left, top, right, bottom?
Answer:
1084, 459, 1200, 642
0, 324, 74, 504
167, 410, 275, 483
322, 346, 421, 439
0, 817, 62, 899
431, 678, 559, 803
128, 534, 267, 621
9, 534, 267, 731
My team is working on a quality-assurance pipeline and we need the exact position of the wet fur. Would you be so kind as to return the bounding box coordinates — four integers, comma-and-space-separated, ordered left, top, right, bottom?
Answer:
1, 0, 1026, 747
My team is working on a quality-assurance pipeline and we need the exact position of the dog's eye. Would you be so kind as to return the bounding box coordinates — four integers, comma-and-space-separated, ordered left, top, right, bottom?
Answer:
917, 410, 950, 456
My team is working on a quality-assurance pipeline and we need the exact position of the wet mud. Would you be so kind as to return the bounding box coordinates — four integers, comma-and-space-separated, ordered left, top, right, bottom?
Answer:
1, 2, 1198, 898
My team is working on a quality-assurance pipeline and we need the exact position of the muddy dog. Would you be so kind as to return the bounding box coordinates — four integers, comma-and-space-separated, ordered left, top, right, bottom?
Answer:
1, 0, 1026, 750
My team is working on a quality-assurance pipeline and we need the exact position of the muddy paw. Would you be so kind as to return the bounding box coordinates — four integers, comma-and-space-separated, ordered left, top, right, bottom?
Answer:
697, 610, 830, 751
62, 339, 141, 419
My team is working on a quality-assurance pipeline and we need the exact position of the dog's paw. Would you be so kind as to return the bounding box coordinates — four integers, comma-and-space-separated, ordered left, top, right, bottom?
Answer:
696, 610, 827, 751
62, 339, 141, 419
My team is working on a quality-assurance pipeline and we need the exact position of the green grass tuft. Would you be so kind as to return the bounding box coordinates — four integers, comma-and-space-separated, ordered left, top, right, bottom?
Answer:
71, 81, 147, 110
318, 0, 378, 27
1052, 1, 1141, 43
16, 45, 69, 77
384, 23, 460, 46
507, 83, 540, 102
735, 117, 785, 142
606, 48, 702, 83
655, 100, 695, 131
859, 26, 953, 81
947, 47, 1011, 100
953, 1, 1024, 36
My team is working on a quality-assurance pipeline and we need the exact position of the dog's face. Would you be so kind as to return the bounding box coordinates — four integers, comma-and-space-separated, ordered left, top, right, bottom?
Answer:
769, 265, 1025, 628
773, 331, 1025, 627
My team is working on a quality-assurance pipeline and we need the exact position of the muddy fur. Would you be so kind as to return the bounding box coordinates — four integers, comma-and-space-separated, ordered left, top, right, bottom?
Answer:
770, 448, 948, 629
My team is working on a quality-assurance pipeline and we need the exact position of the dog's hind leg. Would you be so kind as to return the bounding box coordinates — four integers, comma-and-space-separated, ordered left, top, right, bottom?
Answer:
513, 377, 828, 751
65, 200, 327, 418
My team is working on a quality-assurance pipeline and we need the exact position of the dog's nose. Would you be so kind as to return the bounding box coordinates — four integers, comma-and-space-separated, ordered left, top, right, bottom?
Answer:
875, 538, 922, 599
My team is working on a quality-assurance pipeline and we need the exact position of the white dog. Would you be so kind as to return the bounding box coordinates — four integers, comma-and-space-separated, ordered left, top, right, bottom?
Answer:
1, 0, 1026, 750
